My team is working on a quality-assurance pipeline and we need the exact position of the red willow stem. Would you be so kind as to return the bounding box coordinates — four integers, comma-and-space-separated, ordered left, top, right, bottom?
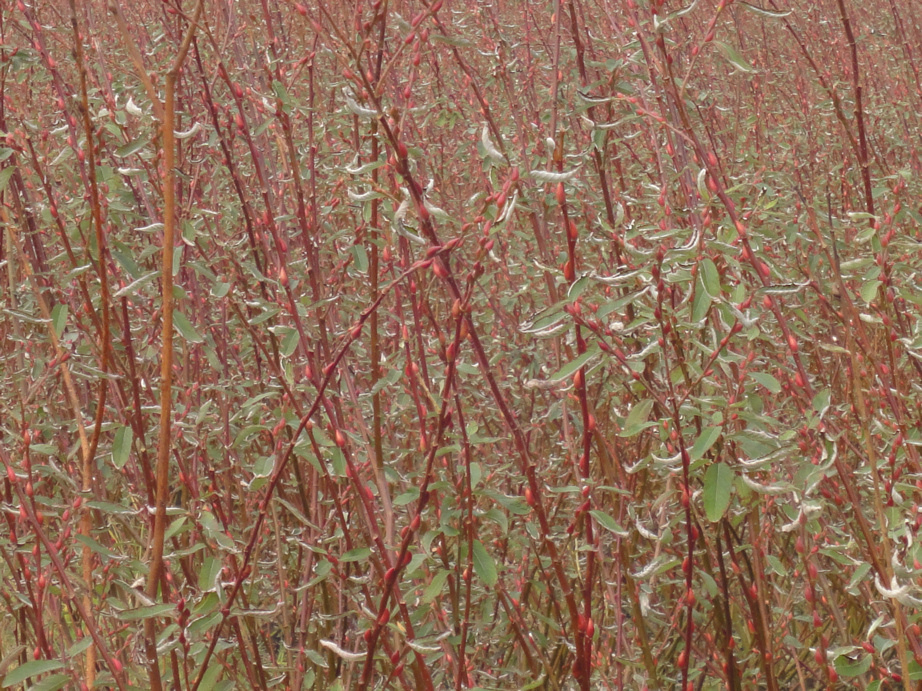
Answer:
5, 2, 922, 689
367, 0, 392, 551
453, 391, 478, 689
834, 0, 874, 219
383, 131, 589, 689
7, 474, 127, 689
768, 0, 865, 196
356, 293, 471, 690
129, 3, 205, 690
1, 191, 117, 683
552, 125, 596, 682
188, 255, 445, 691
346, 6, 599, 678
566, 0, 624, 268
189, 38, 271, 294
69, 2, 112, 682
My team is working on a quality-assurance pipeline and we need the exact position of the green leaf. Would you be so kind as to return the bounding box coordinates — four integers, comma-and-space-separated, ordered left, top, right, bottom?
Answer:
251, 455, 274, 477
114, 270, 159, 299
164, 516, 187, 541
189, 612, 222, 636
0, 167, 15, 194
3, 660, 64, 688
700, 258, 720, 298
196, 663, 223, 691
567, 275, 591, 300
690, 426, 721, 461
178, 222, 198, 250
249, 306, 280, 325
483, 507, 508, 534
405, 551, 427, 576
765, 555, 787, 576
812, 389, 831, 418
199, 557, 222, 592
173, 245, 183, 277
839, 257, 872, 272
691, 276, 712, 322
910, 659, 922, 681
350, 245, 368, 273
733, 429, 780, 458
653, 0, 700, 31
470, 462, 482, 490
393, 488, 419, 506
66, 636, 92, 659
703, 462, 734, 522
856, 225, 877, 244
281, 328, 300, 357
51, 304, 67, 338
27, 673, 71, 691
833, 652, 872, 678
211, 281, 231, 298
430, 33, 472, 48
112, 425, 132, 469
750, 372, 781, 394
340, 547, 372, 563
714, 41, 755, 73
477, 489, 530, 515
173, 310, 204, 344
271, 79, 292, 114
110, 244, 142, 279
371, 367, 401, 395
86, 500, 137, 515
860, 280, 881, 304
115, 138, 148, 157
519, 304, 567, 336
739, 1, 791, 17
589, 510, 628, 536
621, 398, 655, 437
116, 603, 176, 621
471, 540, 497, 587
74, 535, 122, 561
546, 345, 601, 383
697, 168, 711, 202
421, 570, 450, 604
329, 448, 346, 477
846, 562, 871, 596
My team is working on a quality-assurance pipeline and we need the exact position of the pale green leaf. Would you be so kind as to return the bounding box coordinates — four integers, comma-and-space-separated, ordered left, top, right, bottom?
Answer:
116, 603, 176, 621
0, 167, 15, 194
3, 661, 64, 688
472, 540, 497, 587
750, 372, 781, 394
833, 652, 871, 678
546, 345, 601, 383
173, 310, 204, 344
340, 547, 372, 563
701, 258, 720, 298
860, 280, 881, 304
589, 510, 628, 536
690, 426, 721, 461
112, 425, 133, 469
621, 398, 655, 437
703, 462, 734, 522
51, 304, 67, 338
714, 41, 755, 73
421, 570, 450, 604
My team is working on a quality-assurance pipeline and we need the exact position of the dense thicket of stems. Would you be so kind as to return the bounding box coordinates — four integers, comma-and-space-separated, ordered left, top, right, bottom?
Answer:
1, 1, 921, 689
